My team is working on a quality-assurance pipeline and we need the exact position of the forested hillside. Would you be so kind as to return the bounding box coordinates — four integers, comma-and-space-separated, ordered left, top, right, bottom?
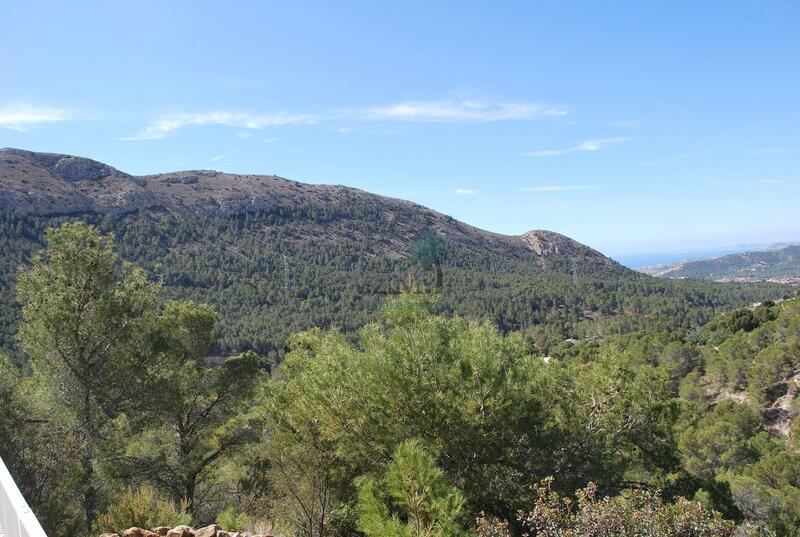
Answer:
3, 223, 800, 536
549, 297, 800, 534
0, 148, 795, 364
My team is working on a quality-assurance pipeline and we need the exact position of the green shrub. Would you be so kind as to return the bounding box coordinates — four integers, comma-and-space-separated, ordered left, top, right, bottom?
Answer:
516, 478, 745, 537
94, 486, 192, 534
216, 507, 251, 531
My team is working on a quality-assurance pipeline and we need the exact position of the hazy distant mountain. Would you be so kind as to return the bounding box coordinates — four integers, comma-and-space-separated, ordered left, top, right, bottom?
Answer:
0, 148, 791, 359
641, 245, 800, 282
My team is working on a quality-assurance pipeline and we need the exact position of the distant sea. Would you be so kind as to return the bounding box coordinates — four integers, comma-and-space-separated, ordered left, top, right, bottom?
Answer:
612, 248, 748, 270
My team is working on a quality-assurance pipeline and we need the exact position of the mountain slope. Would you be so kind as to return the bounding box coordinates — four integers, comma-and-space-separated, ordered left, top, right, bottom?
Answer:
642, 245, 800, 282
0, 148, 793, 361
0, 148, 613, 266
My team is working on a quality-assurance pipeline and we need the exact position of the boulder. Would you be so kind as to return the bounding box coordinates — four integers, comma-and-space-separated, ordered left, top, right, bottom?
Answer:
166, 526, 195, 537
99, 533, 120, 537
217, 532, 231, 537
122, 529, 158, 537
195, 525, 222, 537
152, 528, 170, 536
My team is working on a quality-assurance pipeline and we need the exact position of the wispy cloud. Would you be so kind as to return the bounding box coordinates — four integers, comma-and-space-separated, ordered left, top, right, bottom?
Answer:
210, 153, 230, 163
747, 147, 799, 155
263, 137, 278, 144
122, 111, 317, 140
519, 185, 599, 192
524, 137, 630, 157
454, 188, 479, 195
0, 103, 71, 130
364, 99, 566, 122
123, 96, 567, 140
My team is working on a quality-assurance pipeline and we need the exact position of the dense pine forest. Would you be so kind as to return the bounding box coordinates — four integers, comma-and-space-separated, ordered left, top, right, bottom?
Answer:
2, 222, 800, 536
0, 205, 794, 366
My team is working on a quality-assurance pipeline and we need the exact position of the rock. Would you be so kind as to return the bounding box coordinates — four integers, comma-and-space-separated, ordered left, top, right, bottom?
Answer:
195, 525, 221, 537
151, 528, 170, 536
216, 532, 231, 537
122, 529, 158, 537
52, 155, 121, 182
99, 533, 120, 537
166, 526, 195, 537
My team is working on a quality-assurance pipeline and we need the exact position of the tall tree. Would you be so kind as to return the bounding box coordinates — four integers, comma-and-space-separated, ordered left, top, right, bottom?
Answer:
411, 233, 448, 293
16, 222, 159, 532
118, 301, 264, 519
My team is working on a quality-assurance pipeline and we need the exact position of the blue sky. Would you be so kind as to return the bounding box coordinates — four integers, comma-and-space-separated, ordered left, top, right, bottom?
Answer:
1, 1, 798, 258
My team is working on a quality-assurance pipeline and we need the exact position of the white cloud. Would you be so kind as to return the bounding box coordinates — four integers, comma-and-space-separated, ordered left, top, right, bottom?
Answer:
519, 185, 598, 192
524, 137, 630, 157
123, 96, 567, 140
210, 153, 230, 163
263, 137, 278, 144
235, 130, 253, 139
0, 103, 71, 130
365, 99, 566, 122
454, 188, 479, 195
122, 111, 317, 140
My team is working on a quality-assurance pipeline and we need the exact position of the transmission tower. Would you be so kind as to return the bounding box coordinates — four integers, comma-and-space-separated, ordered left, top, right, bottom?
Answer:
571, 258, 578, 287
283, 254, 289, 291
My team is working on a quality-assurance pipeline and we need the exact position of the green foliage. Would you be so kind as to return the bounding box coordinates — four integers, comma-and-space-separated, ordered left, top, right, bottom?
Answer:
0, 357, 85, 537
747, 346, 794, 405
5, 217, 800, 536
411, 233, 448, 292
15, 221, 160, 532
94, 486, 192, 535
269, 293, 678, 526
357, 440, 467, 537
0, 207, 791, 361
216, 507, 252, 531
115, 333, 264, 519
679, 401, 763, 478
7, 223, 265, 533
513, 478, 743, 537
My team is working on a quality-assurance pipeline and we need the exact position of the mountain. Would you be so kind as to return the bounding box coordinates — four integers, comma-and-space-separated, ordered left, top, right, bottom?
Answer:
0, 148, 616, 263
0, 148, 793, 361
641, 245, 800, 282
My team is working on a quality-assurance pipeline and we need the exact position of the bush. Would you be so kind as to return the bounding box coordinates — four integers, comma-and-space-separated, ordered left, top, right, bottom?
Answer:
216, 507, 251, 531
94, 486, 192, 534
516, 478, 745, 537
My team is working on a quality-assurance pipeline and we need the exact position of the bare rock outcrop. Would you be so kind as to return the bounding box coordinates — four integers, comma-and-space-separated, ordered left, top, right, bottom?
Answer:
122, 528, 159, 537
165, 526, 195, 537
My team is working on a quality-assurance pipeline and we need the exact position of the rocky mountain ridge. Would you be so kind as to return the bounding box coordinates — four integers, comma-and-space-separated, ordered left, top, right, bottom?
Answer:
0, 147, 615, 267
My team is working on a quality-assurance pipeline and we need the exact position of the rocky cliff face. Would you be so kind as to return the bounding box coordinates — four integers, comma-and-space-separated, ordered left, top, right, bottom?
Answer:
518, 229, 615, 267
